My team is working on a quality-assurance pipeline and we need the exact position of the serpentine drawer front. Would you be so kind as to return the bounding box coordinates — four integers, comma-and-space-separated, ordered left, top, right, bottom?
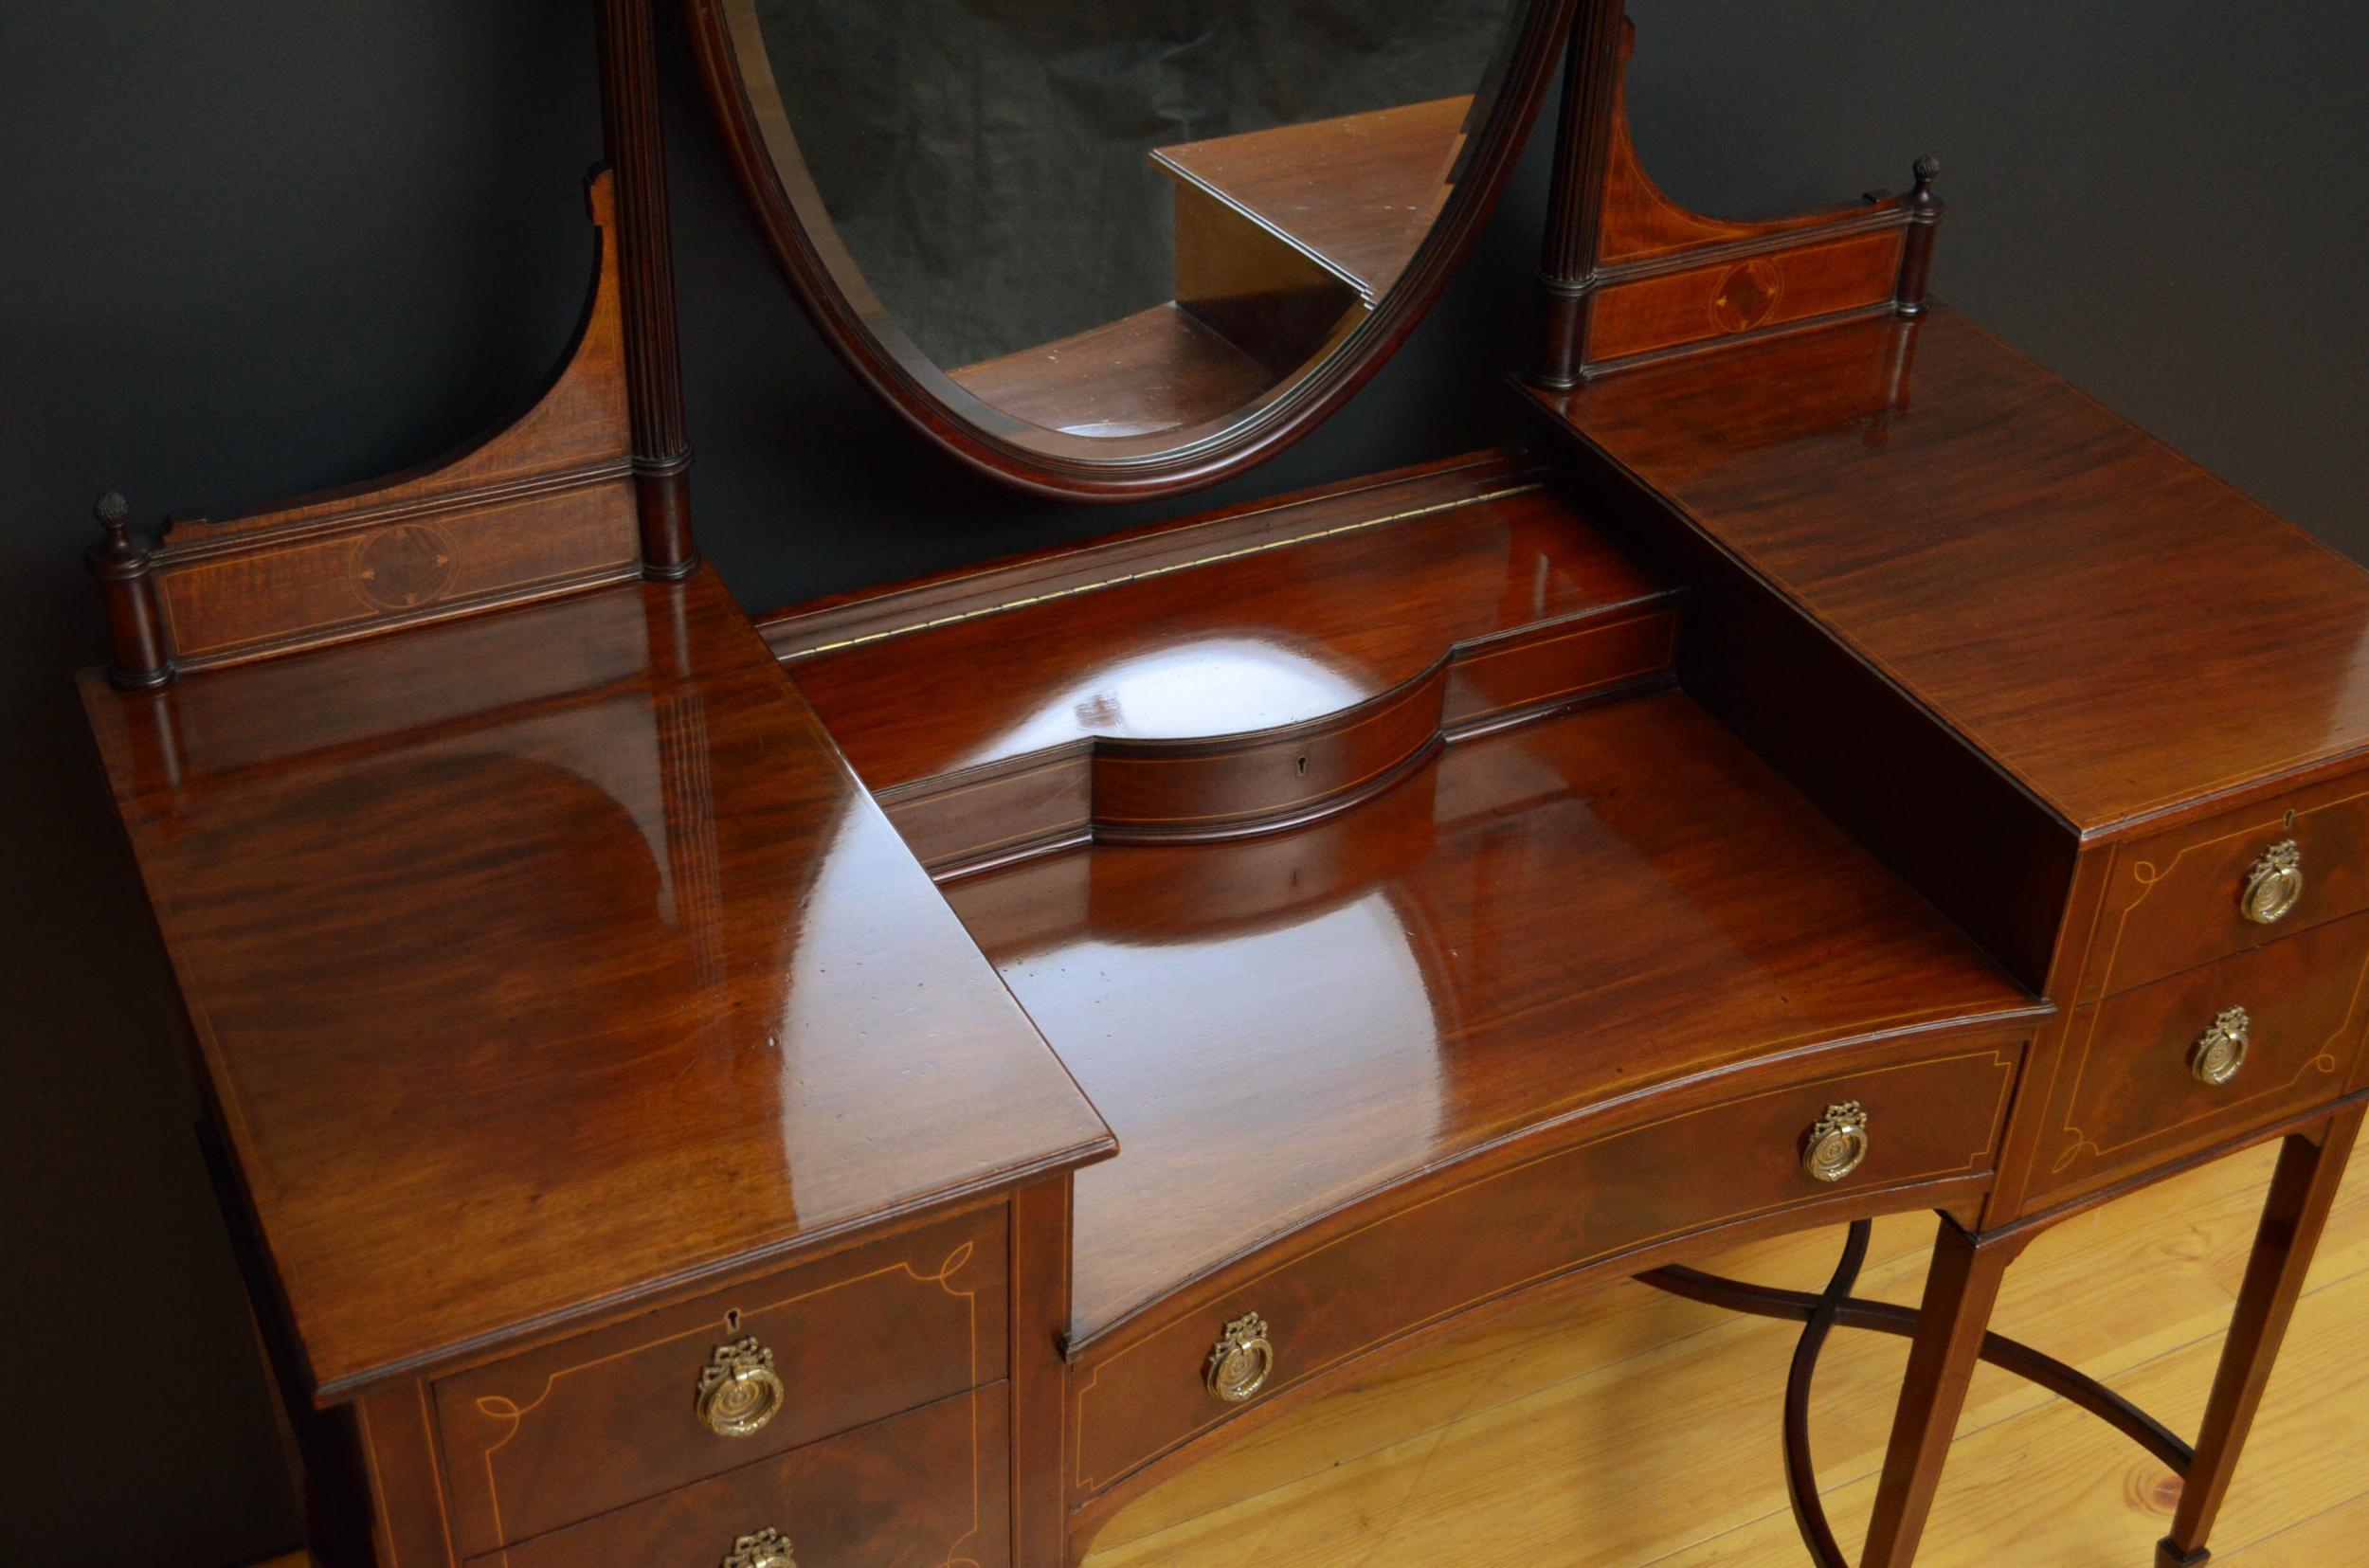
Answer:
460, 1384, 1010, 1568
2078, 778, 2369, 1006
2034, 909, 2369, 1207
1070, 1042, 2021, 1494
432, 1206, 1006, 1556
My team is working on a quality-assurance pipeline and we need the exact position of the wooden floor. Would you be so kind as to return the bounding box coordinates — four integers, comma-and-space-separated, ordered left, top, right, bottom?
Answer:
1080, 1140, 2369, 1567
256, 1138, 2368, 1568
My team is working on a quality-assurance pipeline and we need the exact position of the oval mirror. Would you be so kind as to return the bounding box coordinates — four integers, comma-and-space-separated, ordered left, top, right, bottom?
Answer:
684, 0, 1575, 498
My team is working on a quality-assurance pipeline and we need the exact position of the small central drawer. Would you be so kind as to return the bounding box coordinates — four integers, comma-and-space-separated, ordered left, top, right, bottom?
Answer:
434, 1205, 1006, 1557
464, 1383, 1009, 1568
2079, 776, 2369, 1005
2034, 910, 2369, 1206
1069, 1039, 2021, 1495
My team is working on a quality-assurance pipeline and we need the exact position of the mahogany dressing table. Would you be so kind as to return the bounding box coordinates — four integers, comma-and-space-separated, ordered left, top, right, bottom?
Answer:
76, 4, 2369, 1564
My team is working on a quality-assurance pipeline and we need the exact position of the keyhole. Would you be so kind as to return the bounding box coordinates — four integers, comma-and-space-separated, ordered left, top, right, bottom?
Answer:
726, 1308, 740, 1332
1295, 755, 1309, 777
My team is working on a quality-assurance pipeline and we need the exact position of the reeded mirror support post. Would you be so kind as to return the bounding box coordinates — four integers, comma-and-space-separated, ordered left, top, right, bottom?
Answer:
1532, 0, 1628, 389
596, 0, 698, 579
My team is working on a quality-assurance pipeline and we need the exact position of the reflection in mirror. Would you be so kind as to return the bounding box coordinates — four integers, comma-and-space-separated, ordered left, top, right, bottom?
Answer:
705, 0, 1532, 460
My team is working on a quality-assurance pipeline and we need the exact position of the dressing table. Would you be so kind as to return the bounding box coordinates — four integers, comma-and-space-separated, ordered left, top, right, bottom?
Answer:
76, 3, 2369, 1564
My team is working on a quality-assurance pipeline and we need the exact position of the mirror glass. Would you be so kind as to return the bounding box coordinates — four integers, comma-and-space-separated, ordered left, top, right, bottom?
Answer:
703, 0, 1535, 477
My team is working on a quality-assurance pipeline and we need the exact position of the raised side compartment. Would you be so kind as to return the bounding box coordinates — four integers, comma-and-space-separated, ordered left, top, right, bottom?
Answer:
81, 569, 1113, 1415
1527, 287, 2369, 1237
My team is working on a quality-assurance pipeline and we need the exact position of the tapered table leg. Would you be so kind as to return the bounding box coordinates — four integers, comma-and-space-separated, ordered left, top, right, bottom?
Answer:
1858, 1215, 2022, 1568
2156, 1107, 2362, 1568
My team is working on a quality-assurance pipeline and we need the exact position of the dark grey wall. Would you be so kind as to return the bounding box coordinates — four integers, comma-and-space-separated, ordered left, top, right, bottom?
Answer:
1, 4, 2360, 1564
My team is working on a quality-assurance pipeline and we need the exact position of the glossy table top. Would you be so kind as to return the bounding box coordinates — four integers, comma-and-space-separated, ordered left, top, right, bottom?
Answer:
945, 688, 2041, 1340
792, 485, 1667, 791
1151, 96, 1471, 302
1540, 307, 2369, 835
81, 570, 1112, 1399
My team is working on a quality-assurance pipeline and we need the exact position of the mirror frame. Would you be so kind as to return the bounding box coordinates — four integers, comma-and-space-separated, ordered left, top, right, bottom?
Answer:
683, 0, 1580, 501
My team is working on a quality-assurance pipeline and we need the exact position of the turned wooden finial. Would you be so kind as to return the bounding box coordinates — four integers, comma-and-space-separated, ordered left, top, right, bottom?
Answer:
93, 491, 137, 560
1895, 154, 1946, 316
85, 490, 172, 690
1909, 154, 1942, 212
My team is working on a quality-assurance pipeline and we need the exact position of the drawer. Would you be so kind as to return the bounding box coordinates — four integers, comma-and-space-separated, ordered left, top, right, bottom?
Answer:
2080, 776, 2369, 1004
465, 1383, 1009, 1568
436, 1205, 1006, 1556
1070, 1040, 2020, 1493
2034, 910, 2369, 1206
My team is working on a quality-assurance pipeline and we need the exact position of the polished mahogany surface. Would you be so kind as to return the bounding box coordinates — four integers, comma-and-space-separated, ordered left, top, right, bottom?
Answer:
79, 569, 1111, 1399
946, 100, 1481, 439
1151, 96, 1472, 303
941, 688, 2041, 1339
1537, 307, 2369, 836
790, 483, 1665, 793
946, 303, 1280, 441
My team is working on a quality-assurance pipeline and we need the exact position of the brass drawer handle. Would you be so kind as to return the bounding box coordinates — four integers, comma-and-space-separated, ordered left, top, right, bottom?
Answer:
1205, 1312, 1275, 1404
2240, 839, 2303, 925
721, 1527, 795, 1568
2192, 1006, 2251, 1087
1802, 1101, 1871, 1183
696, 1336, 785, 1438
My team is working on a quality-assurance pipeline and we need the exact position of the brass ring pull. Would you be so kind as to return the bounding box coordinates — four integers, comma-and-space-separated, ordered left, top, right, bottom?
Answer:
696, 1336, 786, 1438
2240, 839, 2303, 925
2191, 1006, 2251, 1087
1205, 1312, 1275, 1404
721, 1527, 795, 1568
1801, 1101, 1871, 1183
